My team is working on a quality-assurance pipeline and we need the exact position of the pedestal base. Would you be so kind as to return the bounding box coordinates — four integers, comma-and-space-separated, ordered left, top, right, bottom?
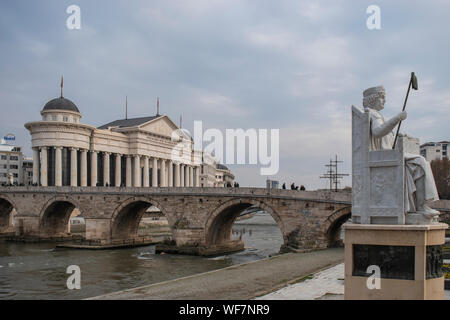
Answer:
343, 223, 447, 300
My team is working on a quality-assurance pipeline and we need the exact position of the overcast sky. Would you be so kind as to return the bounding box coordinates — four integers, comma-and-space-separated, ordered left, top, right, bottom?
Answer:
1, 0, 449, 189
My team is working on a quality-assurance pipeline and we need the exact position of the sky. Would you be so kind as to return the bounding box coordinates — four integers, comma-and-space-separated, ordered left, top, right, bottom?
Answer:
0, 0, 449, 189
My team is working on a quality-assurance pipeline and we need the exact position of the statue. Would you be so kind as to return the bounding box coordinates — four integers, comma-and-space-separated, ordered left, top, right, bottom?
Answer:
363, 86, 439, 223
7, 173, 13, 186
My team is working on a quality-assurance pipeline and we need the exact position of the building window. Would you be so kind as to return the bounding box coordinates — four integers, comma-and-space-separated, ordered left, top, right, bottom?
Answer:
436, 150, 440, 153
1, 155, 6, 160
10, 156, 18, 161
10, 165, 18, 169
63, 116, 68, 122
52, 115, 57, 121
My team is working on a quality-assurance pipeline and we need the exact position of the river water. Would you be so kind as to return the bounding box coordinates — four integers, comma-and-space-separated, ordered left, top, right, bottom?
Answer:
0, 212, 283, 299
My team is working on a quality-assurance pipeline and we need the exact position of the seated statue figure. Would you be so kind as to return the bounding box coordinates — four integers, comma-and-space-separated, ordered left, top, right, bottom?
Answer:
363, 86, 440, 223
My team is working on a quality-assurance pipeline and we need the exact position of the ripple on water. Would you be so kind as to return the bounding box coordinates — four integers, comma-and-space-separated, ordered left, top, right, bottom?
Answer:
137, 253, 154, 260
206, 256, 230, 261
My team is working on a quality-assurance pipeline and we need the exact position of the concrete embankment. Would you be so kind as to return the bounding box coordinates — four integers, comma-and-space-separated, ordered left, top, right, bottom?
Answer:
88, 247, 344, 300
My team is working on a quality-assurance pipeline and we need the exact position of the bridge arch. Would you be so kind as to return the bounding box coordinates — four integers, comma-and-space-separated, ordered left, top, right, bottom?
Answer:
322, 206, 351, 247
205, 198, 285, 246
110, 196, 172, 240
0, 195, 16, 233
39, 195, 82, 236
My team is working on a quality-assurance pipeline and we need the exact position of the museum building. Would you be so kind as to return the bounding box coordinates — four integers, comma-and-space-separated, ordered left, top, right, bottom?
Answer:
25, 91, 217, 188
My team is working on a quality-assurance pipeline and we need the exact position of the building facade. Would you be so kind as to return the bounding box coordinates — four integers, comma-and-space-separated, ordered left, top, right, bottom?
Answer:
215, 164, 235, 187
420, 141, 449, 162
266, 179, 279, 189
0, 144, 24, 185
24, 93, 221, 188
199, 152, 217, 187
22, 157, 33, 186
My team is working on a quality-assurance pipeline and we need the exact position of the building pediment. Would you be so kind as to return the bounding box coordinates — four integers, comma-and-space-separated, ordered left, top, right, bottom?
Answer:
138, 116, 180, 138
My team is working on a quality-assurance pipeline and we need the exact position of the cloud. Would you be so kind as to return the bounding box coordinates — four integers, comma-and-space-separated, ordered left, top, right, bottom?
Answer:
0, 0, 449, 189
186, 88, 248, 117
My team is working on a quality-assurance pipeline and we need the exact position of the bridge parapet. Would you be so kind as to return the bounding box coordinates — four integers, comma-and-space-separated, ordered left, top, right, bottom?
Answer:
0, 186, 352, 203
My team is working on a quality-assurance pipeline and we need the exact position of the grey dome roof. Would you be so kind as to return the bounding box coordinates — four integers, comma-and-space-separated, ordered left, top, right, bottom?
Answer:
216, 164, 229, 171
42, 97, 80, 113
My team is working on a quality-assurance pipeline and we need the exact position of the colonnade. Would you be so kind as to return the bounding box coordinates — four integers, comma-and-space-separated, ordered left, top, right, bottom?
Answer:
32, 147, 200, 188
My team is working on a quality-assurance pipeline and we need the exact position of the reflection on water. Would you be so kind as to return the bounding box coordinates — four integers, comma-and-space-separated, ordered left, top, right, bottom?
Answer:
0, 212, 282, 300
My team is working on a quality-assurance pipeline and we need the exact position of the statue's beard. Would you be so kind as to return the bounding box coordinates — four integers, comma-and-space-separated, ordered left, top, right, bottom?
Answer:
372, 102, 384, 111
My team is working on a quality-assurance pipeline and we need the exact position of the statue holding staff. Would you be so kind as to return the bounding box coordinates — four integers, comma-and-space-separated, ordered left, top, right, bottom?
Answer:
362, 85, 440, 221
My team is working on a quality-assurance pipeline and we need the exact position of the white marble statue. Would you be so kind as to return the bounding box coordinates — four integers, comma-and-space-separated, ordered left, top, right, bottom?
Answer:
363, 86, 440, 222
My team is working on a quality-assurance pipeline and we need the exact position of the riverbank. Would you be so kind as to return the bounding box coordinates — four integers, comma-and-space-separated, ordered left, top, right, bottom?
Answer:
88, 247, 344, 300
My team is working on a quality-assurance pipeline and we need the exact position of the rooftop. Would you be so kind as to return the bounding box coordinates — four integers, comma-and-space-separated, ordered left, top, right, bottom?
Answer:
98, 115, 162, 129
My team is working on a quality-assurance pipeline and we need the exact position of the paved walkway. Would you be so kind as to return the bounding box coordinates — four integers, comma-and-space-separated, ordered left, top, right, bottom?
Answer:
88, 247, 344, 300
256, 263, 345, 300
258, 262, 450, 300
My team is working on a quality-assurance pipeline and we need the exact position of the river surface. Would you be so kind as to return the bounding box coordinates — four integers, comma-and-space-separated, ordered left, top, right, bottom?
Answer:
0, 212, 283, 299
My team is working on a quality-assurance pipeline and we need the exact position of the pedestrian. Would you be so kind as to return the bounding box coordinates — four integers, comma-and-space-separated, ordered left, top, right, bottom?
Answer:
300, 185, 305, 191
282, 183, 286, 189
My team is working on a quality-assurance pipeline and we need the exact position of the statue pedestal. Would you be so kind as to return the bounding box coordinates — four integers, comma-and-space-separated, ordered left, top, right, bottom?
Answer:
343, 223, 447, 300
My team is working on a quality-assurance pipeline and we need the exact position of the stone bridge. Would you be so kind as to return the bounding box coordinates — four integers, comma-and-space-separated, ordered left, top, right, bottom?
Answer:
0, 187, 448, 255
0, 186, 355, 254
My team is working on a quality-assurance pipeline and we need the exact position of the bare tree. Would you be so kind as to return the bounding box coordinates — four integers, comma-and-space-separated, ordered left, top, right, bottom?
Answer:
430, 158, 450, 200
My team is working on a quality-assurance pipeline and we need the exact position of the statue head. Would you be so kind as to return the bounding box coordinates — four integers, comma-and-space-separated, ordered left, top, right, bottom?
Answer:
363, 86, 385, 111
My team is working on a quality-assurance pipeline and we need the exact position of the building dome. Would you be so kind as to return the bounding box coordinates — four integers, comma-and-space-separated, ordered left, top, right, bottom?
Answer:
216, 163, 229, 171
42, 97, 80, 113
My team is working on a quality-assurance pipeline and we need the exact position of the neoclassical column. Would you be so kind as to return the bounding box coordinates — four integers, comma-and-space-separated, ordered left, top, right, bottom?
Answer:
168, 160, 173, 187
189, 166, 194, 187
32, 148, 39, 185
160, 159, 166, 187
133, 155, 141, 187
91, 151, 98, 186
55, 147, 63, 187
180, 164, 185, 187
185, 165, 189, 187
174, 163, 180, 187
103, 152, 110, 186
70, 148, 78, 187
126, 156, 132, 187
152, 157, 158, 187
115, 154, 121, 187
195, 166, 200, 187
143, 156, 149, 187
80, 149, 87, 187
40, 147, 48, 186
